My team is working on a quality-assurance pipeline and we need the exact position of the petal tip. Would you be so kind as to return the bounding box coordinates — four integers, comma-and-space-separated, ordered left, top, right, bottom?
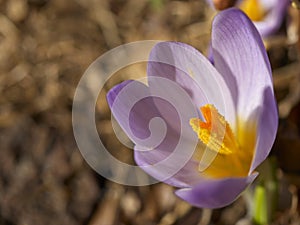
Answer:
106, 80, 133, 108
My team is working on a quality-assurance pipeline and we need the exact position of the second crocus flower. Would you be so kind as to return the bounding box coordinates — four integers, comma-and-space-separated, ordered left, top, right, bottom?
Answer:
209, 0, 290, 38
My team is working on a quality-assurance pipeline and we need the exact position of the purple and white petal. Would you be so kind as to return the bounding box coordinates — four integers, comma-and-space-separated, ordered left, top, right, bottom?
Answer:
107, 80, 169, 150
175, 173, 258, 208
212, 8, 273, 127
134, 143, 203, 188
250, 87, 278, 172
212, 8, 278, 173
253, 0, 289, 37
207, 0, 289, 38
148, 42, 236, 129
107, 79, 201, 187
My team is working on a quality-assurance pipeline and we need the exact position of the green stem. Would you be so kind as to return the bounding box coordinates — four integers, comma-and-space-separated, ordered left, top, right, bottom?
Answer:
252, 157, 278, 225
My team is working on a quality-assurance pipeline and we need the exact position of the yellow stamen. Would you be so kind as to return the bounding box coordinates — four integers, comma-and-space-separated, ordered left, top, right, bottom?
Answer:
239, 0, 265, 21
190, 104, 238, 155
190, 104, 256, 178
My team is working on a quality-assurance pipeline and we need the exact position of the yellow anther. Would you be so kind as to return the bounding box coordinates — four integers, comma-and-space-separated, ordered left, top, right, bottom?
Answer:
190, 104, 238, 155
190, 104, 256, 178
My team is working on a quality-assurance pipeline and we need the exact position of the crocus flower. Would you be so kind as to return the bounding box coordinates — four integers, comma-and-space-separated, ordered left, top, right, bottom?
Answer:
209, 0, 290, 38
107, 8, 278, 208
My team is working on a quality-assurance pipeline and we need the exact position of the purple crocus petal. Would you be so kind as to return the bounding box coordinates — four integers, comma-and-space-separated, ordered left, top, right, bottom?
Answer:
212, 8, 273, 124
212, 8, 278, 172
175, 172, 258, 208
108, 78, 201, 187
134, 144, 203, 188
107, 80, 133, 107
107, 80, 169, 148
250, 87, 278, 172
253, 0, 289, 37
206, 0, 289, 38
147, 41, 236, 129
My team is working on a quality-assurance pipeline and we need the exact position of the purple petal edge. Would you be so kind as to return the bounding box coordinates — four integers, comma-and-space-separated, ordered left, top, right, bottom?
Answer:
148, 41, 236, 129
250, 87, 278, 172
106, 80, 133, 108
175, 173, 258, 209
212, 8, 273, 113
253, 0, 290, 37
134, 145, 201, 188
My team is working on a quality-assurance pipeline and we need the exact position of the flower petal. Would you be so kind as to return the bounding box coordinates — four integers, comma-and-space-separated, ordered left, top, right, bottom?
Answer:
134, 144, 203, 188
250, 87, 278, 172
148, 41, 236, 129
212, 8, 273, 125
212, 8, 278, 173
107, 79, 201, 186
107, 80, 133, 107
175, 172, 258, 208
107, 80, 168, 147
253, 0, 289, 37
206, 0, 289, 37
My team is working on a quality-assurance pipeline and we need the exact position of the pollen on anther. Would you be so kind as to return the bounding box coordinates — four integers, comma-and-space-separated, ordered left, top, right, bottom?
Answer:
189, 104, 238, 155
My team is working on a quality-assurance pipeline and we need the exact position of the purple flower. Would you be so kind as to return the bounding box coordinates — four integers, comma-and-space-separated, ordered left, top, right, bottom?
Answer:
107, 8, 278, 208
208, 0, 290, 38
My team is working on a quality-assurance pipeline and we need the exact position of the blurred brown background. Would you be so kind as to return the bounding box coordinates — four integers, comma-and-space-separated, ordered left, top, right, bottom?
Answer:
0, 0, 300, 225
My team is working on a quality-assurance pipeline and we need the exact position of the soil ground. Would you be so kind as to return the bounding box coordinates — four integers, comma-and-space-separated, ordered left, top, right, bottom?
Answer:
0, 0, 300, 224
